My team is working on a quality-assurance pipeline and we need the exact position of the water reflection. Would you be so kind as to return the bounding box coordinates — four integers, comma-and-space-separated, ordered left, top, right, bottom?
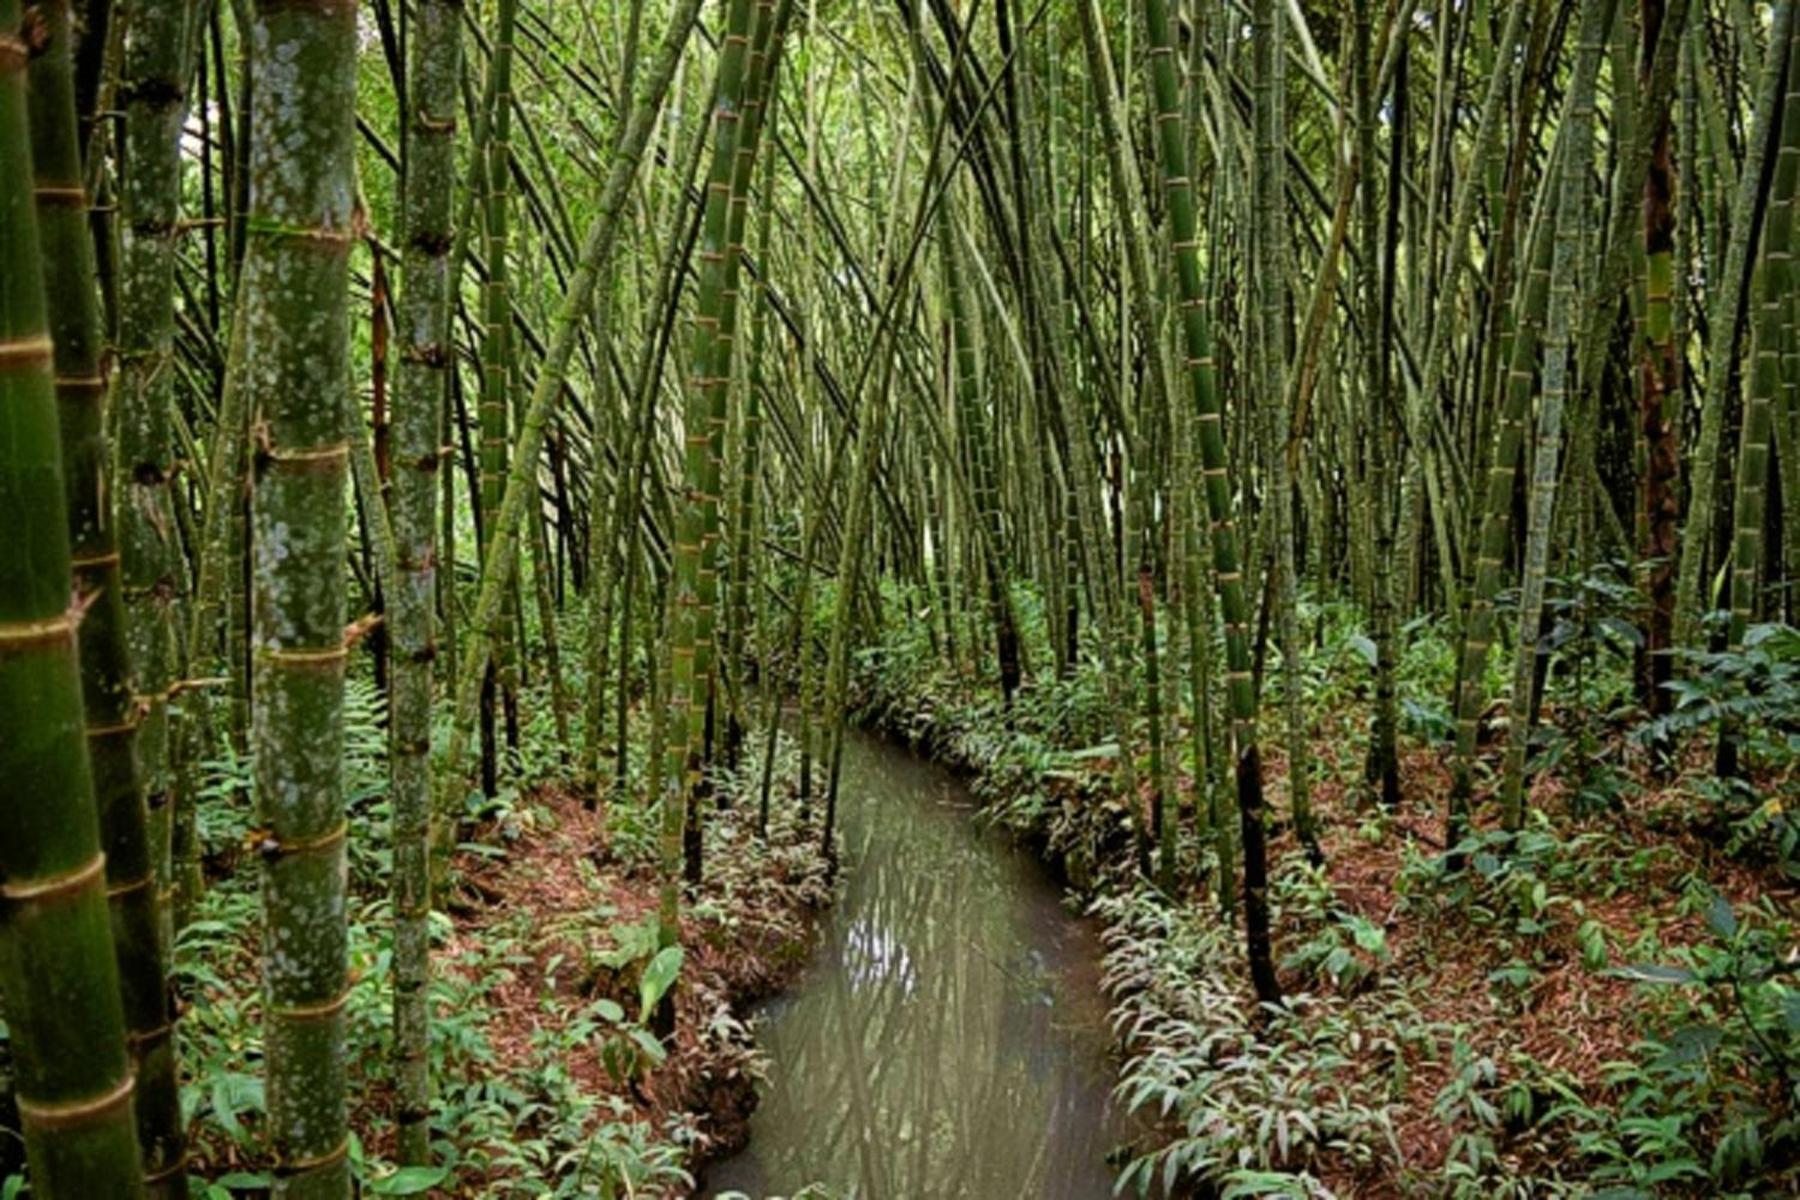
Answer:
702, 733, 1127, 1200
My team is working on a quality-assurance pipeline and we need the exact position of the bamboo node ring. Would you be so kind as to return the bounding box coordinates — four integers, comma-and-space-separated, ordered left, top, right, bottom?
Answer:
2, 852, 106, 904
0, 611, 78, 650
16, 1073, 136, 1130
263, 644, 351, 667
273, 987, 353, 1023
0, 335, 54, 366
254, 820, 350, 861
268, 441, 351, 466
276, 1135, 351, 1175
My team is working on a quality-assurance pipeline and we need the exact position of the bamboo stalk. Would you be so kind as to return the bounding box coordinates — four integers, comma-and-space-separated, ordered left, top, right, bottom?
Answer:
25, 1, 184, 1189
1, 1, 145, 1189
237, 0, 360, 1193
389, 0, 463, 1165
1143, 0, 1280, 1004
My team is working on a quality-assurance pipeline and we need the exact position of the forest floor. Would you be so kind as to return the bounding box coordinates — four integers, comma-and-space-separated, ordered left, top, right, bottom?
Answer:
1255, 718, 1792, 1194
176, 700, 833, 1199
432, 780, 832, 1191
853, 619, 1800, 1198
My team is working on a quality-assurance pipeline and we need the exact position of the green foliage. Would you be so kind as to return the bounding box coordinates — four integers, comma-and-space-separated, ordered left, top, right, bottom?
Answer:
1407, 814, 1633, 914
638, 946, 683, 1023
1293, 602, 1460, 744
1485, 561, 1645, 814
1582, 894, 1800, 1196
1277, 864, 1389, 995
1637, 624, 1800, 873
1417, 1037, 1596, 1198
1099, 888, 1408, 1196
597, 791, 660, 866
161, 661, 827, 1196
1388, 816, 1800, 1196
850, 580, 1134, 881
1645, 623, 1800, 767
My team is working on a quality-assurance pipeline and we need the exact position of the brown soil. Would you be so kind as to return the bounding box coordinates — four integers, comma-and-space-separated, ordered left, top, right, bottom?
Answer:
434, 783, 830, 1196
1235, 708, 1794, 1194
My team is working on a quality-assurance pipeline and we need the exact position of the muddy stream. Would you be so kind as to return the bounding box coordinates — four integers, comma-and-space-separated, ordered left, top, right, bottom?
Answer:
702, 730, 1130, 1199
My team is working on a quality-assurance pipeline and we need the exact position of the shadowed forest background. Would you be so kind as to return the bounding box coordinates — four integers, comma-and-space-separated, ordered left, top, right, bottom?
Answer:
0, 0, 1797, 1196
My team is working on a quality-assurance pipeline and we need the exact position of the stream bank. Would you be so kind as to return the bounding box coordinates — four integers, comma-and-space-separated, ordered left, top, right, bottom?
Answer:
827, 616, 1800, 1198
433, 778, 833, 1192
701, 730, 1132, 1199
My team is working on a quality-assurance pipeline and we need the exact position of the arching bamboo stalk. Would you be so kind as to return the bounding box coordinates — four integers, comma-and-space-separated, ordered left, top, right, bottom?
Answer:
1143, 0, 1280, 1004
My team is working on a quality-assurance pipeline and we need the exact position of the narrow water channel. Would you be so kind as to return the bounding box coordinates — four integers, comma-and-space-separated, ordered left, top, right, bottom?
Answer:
702, 730, 1130, 1199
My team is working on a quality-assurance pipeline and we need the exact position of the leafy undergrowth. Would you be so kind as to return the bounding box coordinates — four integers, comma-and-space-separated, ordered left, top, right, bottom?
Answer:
1100, 735, 1799, 1200
852, 582, 1800, 1198
172, 681, 830, 1199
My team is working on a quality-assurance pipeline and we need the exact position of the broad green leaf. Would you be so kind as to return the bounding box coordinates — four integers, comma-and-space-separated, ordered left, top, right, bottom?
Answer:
639, 945, 684, 1021
1653, 1023, 1723, 1067
629, 1025, 669, 1066
370, 1165, 452, 1195
1705, 893, 1738, 940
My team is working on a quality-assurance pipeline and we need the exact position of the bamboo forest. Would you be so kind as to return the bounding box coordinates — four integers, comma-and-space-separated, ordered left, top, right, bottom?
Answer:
7, 0, 1800, 1195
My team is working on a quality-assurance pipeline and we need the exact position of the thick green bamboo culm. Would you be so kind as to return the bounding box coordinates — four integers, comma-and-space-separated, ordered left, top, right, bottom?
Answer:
579, 19, 715, 806
24, 1, 185, 1190
579, 251, 628, 799
1637, 0, 1688, 719
1412, 0, 1531, 391
662, 0, 761, 923
237, 0, 359, 1195
390, 0, 464, 1167
1498, 0, 1618, 831
0, 0, 146, 1189
1720, 15, 1800, 776
478, 0, 522, 774
582, 107, 714, 812
1251, 0, 1319, 864
937, 193, 1022, 704
695, 0, 793, 838
718, 2, 795, 778
725, 130, 780, 772
1357, 0, 1402, 812
1674, 0, 1797, 650
1075, 0, 1180, 881
115, 0, 196, 950
1447, 139, 1563, 836
1142, 0, 1280, 1005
